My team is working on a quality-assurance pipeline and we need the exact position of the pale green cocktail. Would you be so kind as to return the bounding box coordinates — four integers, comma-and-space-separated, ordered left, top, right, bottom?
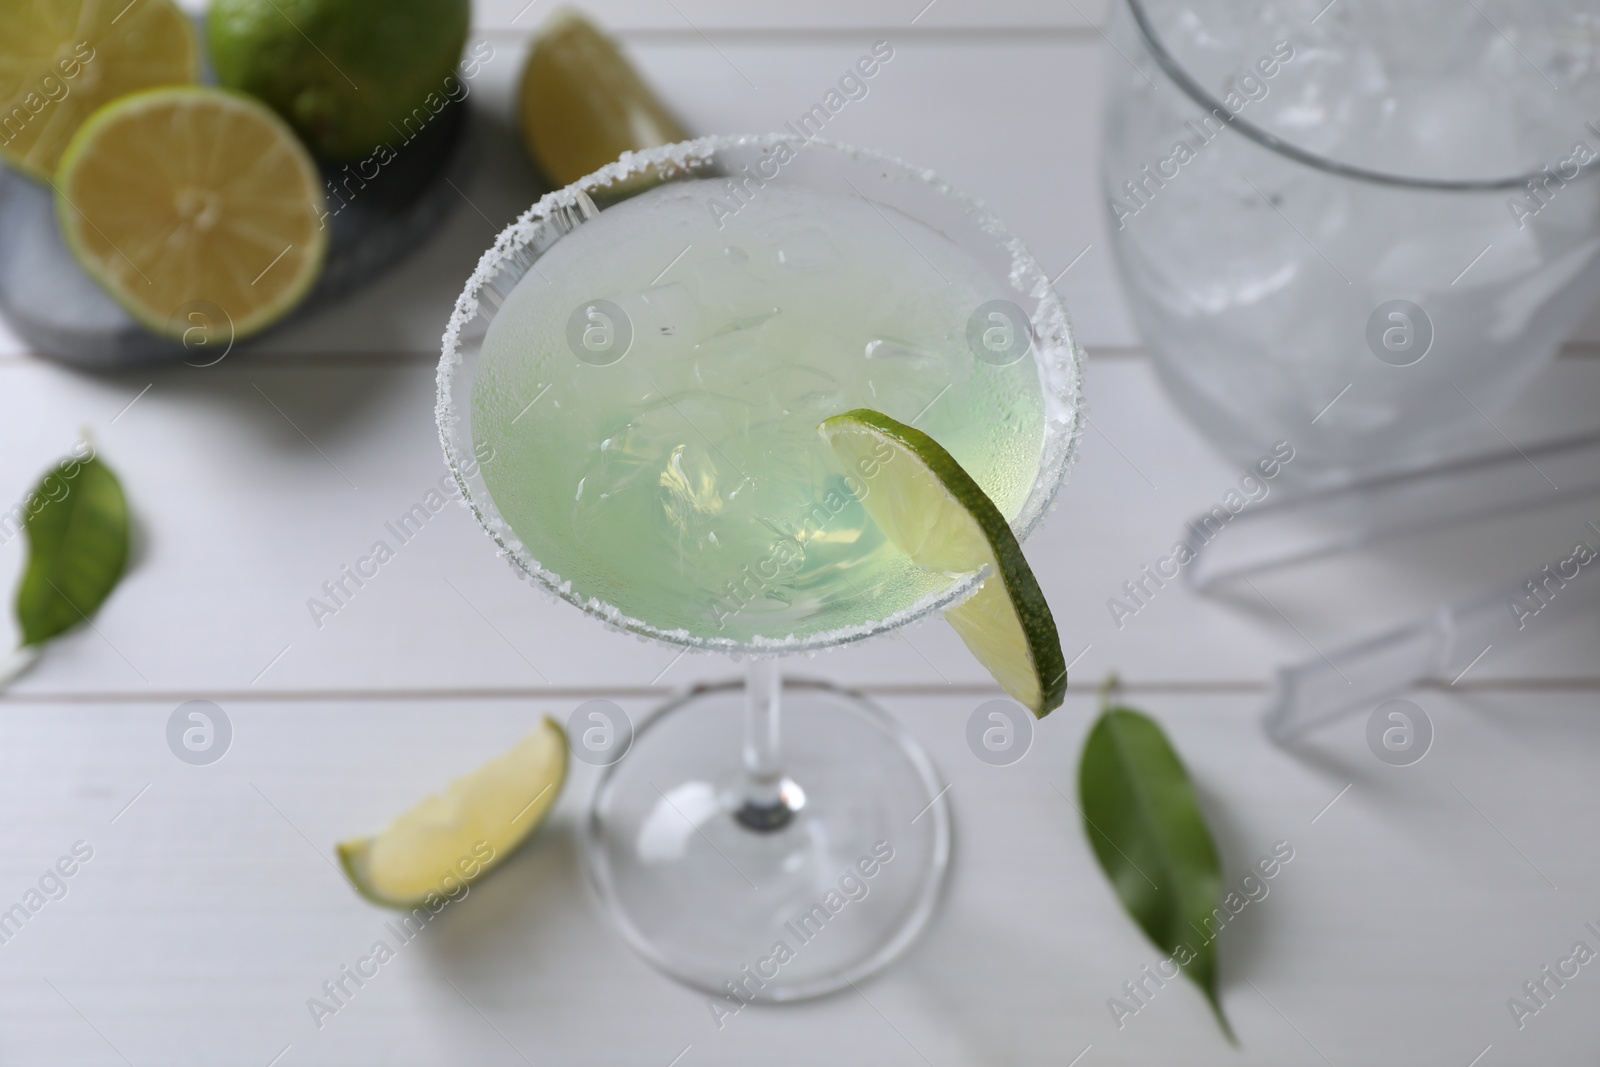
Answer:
441, 135, 1083, 1003
471, 178, 1047, 646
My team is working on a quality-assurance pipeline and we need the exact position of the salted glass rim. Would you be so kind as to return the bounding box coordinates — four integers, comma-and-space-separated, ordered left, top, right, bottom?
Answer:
1123, 0, 1600, 193
436, 132, 1084, 656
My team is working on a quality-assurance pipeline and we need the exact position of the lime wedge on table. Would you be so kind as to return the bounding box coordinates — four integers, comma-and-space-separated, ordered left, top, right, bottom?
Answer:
338, 717, 568, 909
0, 0, 199, 181
820, 409, 1067, 716
518, 9, 687, 188
55, 86, 327, 343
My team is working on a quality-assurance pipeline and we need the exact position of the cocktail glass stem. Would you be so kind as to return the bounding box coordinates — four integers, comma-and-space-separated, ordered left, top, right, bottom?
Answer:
736, 658, 800, 831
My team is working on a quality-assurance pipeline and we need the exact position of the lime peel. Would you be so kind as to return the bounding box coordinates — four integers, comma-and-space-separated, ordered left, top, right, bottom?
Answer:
208, 0, 471, 160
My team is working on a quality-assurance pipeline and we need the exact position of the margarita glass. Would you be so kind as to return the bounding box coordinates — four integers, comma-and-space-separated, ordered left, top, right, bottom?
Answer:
438, 135, 1082, 999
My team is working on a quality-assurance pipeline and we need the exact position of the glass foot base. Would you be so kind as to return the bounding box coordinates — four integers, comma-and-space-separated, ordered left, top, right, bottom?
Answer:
584, 678, 951, 1002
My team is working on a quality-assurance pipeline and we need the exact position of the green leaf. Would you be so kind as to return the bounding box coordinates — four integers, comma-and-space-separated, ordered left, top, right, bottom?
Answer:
15, 451, 129, 647
1078, 686, 1233, 1041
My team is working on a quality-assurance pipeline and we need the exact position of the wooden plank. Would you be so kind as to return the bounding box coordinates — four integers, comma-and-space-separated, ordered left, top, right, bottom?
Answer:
0, 32, 1129, 359
8, 26, 1598, 363
2, 354, 1599, 698
0, 688, 1588, 1064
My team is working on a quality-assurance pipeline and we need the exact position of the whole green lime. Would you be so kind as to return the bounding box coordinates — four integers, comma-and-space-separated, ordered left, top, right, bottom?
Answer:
208, 0, 470, 160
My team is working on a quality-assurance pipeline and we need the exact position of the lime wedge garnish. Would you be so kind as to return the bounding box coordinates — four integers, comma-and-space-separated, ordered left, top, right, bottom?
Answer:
55, 86, 327, 343
820, 408, 1066, 716
0, 0, 199, 181
338, 717, 569, 908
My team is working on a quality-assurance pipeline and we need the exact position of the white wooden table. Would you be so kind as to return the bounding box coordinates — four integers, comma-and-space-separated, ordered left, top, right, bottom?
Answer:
3, 3, 1598, 1064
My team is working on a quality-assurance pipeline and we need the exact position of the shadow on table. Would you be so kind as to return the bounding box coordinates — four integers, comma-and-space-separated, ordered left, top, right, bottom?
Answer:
405, 821, 654, 992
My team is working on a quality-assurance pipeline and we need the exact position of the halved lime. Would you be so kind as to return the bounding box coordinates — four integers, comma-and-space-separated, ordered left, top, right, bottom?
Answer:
54, 86, 327, 343
338, 717, 569, 909
0, 0, 199, 181
821, 408, 1066, 716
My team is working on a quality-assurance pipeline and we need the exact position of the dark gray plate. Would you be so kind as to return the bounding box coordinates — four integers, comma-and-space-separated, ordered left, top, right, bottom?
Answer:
0, 87, 473, 370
